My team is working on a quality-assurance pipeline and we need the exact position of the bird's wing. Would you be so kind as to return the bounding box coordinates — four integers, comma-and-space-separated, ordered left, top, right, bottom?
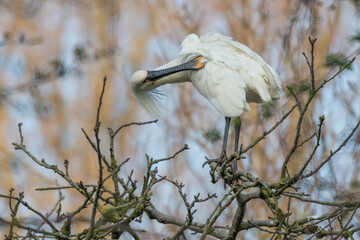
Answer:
180, 33, 281, 117
221, 46, 279, 103
179, 33, 248, 117
228, 39, 282, 102
189, 60, 250, 118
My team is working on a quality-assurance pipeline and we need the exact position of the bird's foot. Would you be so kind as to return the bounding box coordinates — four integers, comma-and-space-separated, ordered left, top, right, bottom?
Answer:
202, 152, 227, 168
203, 153, 228, 184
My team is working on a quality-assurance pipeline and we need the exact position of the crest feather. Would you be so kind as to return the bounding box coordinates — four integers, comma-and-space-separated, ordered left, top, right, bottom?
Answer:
132, 88, 164, 117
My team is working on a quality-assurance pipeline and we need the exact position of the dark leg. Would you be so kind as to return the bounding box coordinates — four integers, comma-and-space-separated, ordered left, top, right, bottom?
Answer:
221, 117, 231, 189
232, 117, 242, 170
221, 116, 231, 158
202, 116, 231, 167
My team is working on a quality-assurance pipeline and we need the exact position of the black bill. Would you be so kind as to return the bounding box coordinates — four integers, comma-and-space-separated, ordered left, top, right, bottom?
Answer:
144, 56, 205, 82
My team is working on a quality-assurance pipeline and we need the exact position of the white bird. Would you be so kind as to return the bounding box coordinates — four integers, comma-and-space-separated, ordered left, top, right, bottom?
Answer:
130, 32, 281, 165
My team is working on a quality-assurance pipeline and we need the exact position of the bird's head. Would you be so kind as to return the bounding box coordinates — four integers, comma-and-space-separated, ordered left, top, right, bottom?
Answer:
130, 69, 148, 83
130, 56, 206, 117
130, 69, 164, 117
130, 70, 153, 92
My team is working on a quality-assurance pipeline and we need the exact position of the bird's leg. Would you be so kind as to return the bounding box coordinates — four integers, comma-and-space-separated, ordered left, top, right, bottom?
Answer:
221, 116, 231, 160
232, 117, 242, 171
203, 117, 231, 167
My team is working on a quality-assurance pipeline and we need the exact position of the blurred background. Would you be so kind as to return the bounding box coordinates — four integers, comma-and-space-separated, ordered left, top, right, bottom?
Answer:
0, 0, 360, 239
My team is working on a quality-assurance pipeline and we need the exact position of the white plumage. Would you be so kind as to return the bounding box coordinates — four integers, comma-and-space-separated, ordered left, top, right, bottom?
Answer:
130, 32, 282, 162
130, 32, 281, 118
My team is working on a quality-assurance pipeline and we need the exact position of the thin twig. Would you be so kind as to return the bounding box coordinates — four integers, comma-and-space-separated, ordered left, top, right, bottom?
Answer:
113, 119, 158, 136
81, 127, 111, 169
281, 54, 356, 178
302, 37, 317, 91
37, 190, 64, 230
17, 123, 25, 147
86, 76, 107, 240
282, 192, 360, 208
242, 103, 297, 154
333, 202, 360, 240
152, 144, 189, 164
294, 115, 324, 179
302, 120, 360, 179
0, 193, 58, 233
0, 217, 72, 239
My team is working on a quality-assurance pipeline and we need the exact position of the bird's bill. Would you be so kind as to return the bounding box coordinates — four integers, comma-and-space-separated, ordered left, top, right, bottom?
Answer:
144, 56, 205, 82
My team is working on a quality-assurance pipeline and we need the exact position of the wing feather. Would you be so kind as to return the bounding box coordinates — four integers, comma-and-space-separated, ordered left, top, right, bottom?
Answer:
190, 62, 249, 117
179, 32, 281, 117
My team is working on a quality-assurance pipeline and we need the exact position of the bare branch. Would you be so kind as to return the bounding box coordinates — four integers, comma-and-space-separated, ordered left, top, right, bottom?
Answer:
86, 76, 107, 240
302, 120, 360, 179
145, 205, 228, 239
0, 217, 72, 239
113, 119, 158, 136
152, 144, 189, 164
0, 192, 59, 233
241, 103, 297, 154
